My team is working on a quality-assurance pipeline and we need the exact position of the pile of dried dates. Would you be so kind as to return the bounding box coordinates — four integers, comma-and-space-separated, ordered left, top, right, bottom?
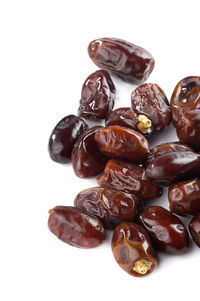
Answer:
48, 38, 200, 277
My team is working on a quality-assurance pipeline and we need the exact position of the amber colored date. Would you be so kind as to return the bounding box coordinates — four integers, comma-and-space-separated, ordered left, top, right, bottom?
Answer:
94, 125, 150, 163
189, 213, 200, 247
112, 222, 157, 277
145, 143, 200, 186
88, 38, 155, 83
48, 115, 88, 163
74, 187, 143, 229
71, 126, 108, 178
131, 83, 171, 132
139, 206, 189, 254
48, 206, 106, 248
97, 159, 162, 200
78, 70, 115, 120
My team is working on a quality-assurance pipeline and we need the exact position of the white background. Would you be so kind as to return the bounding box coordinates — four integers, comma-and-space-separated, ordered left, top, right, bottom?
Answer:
1, 1, 199, 300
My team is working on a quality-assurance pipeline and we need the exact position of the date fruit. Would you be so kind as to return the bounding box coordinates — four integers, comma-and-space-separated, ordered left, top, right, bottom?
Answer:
171, 76, 200, 151
145, 143, 200, 186
131, 83, 171, 132
71, 126, 108, 178
97, 159, 162, 200
112, 222, 157, 277
169, 178, 200, 216
139, 206, 189, 254
189, 213, 200, 247
78, 70, 115, 120
74, 187, 143, 229
88, 38, 155, 83
48, 115, 88, 163
48, 206, 106, 248
94, 125, 150, 163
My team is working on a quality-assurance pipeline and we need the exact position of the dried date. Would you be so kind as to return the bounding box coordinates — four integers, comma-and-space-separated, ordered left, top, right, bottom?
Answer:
189, 213, 200, 247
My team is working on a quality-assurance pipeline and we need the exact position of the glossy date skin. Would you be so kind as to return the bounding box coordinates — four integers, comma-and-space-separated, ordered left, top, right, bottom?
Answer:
139, 206, 189, 254
171, 76, 200, 151
145, 143, 200, 186
71, 126, 108, 178
94, 125, 150, 163
189, 213, 200, 247
131, 83, 171, 132
88, 38, 155, 84
112, 222, 157, 277
48, 115, 88, 163
78, 70, 115, 120
74, 187, 143, 229
169, 179, 200, 216
48, 206, 106, 248
97, 159, 162, 200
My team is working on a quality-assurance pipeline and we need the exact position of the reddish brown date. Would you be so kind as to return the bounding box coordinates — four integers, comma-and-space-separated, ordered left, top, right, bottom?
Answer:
71, 126, 108, 178
139, 206, 189, 254
112, 222, 157, 277
88, 38, 155, 84
189, 213, 200, 247
171, 76, 200, 151
106, 107, 153, 136
48, 115, 88, 163
97, 159, 162, 200
48, 206, 106, 248
131, 83, 171, 132
74, 187, 143, 229
78, 70, 115, 120
145, 143, 200, 186
94, 125, 150, 163
169, 179, 200, 216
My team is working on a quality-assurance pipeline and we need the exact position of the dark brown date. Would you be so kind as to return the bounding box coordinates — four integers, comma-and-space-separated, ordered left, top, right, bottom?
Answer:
88, 38, 155, 84
112, 222, 157, 277
48, 115, 88, 163
94, 125, 150, 163
131, 83, 171, 132
171, 76, 200, 151
74, 187, 143, 229
169, 179, 200, 216
106, 107, 153, 136
48, 206, 106, 248
78, 70, 115, 120
71, 126, 108, 178
145, 143, 200, 186
139, 206, 189, 254
97, 159, 162, 200
189, 213, 200, 247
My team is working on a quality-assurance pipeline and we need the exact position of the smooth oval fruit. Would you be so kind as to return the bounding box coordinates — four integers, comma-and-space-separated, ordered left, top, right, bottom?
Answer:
88, 38, 155, 83
48, 115, 88, 163
189, 213, 200, 247
48, 206, 105, 248
112, 222, 157, 277
74, 187, 143, 229
78, 70, 115, 120
139, 206, 189, 254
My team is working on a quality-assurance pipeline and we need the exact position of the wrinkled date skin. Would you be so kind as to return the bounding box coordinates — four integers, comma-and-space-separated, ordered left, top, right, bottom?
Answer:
139, 206, 189, 254
189, 213, 200, 247
97, 159, 162, 200
71, 126, 108, 178
48, 115, 88, 163
131, 83, 171, 132
88, 38, 155, 84
94, 125, 150, 163
106, 107, 153, 136
145, 143, 200, 186
171, 76, 200, 151
169, 179, 200, 216
112, 222, 157, 277
74, 187, 143, 229
78, 70, 116, 120
48, 206, 106, 248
